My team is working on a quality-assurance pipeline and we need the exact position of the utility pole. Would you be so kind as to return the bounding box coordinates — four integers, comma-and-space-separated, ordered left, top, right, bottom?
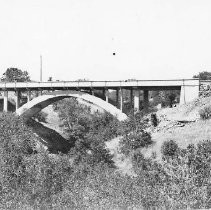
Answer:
40, 55, 42, 82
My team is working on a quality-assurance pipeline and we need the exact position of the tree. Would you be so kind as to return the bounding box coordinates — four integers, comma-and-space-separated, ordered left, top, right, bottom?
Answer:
1, 68, 30, 82
53, 98, 115, 167
193, 71, 211, 80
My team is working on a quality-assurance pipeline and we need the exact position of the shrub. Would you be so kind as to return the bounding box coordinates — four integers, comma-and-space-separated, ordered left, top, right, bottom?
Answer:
150, 113, 158, 127
121, 131, 152, 156
161, 140, 179, 157
3, 112, 211, 209
120, 111, 153, 155
53, 98, 116, 167
199, 105, 211, 120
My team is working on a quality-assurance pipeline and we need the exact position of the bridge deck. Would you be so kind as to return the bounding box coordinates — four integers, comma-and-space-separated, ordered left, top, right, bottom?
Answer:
0, 79, 199, 91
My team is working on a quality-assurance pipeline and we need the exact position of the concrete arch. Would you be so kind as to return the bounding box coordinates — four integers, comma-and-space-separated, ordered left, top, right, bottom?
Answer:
16, 90, 128, 121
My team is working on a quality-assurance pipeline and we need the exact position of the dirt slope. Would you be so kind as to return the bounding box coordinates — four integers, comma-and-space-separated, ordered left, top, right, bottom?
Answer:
143, 96, 211, 160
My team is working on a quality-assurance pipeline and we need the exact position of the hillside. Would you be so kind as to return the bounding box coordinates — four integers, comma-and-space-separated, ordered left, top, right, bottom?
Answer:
142, 96, 211, 160
4, 96, 211, 209
38, 96, 211, 173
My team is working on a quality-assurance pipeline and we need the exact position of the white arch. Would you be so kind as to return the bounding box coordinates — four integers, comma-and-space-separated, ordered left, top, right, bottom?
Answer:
16, 90, 128, 121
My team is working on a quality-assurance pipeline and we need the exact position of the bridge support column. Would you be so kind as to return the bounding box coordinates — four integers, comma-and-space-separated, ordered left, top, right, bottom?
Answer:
27, 90, 31, 102
16, 90, 21, 110
116, 89, 119, 107
3, 90, 8, 112
134, 89, 140, 112
104, 89, 109, 102
130, 89, 133, 108
143, 90, 149, 110
35, 90, 39, 97
90, 89, 94, 96
120, 88, 123, 111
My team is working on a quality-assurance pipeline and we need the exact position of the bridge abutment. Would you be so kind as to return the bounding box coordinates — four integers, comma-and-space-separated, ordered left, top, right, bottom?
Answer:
179, 80, 199, 104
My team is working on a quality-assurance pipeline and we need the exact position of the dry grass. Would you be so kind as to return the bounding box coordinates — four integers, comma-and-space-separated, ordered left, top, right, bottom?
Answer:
146, 120, 211, 159
143, 96, 211, 160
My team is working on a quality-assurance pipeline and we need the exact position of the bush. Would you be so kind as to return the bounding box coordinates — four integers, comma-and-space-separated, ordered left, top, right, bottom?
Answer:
150, 113, 158, 127
199, 105, 211, 120
161, 140, 179, 157
53, 98, 116, 167
121, 132, 152, 156
3, 112, 211, 209
120, 111, 153, 155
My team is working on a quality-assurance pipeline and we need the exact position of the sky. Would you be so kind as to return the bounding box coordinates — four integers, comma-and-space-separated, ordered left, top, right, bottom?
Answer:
0, 0, 211, 81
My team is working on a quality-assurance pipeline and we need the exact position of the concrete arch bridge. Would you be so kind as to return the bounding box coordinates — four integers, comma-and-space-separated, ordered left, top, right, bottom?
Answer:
16, 90, 128, 121
0, 79, 200, 120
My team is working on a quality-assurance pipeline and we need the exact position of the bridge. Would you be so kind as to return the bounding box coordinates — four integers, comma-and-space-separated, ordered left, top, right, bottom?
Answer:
0, 79, 200, 120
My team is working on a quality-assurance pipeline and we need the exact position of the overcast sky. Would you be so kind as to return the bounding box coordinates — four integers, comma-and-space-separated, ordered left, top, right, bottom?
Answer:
0, 0, 211, 81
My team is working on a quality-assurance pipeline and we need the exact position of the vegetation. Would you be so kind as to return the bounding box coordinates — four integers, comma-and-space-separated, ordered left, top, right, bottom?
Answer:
199, 105, 211, 120
53, 98, 118, 167
193, 71, 211, 80
120, 111, 153, 155
2, 96, 211, 209
161, 139, 179, 157
1, 67, 30, 82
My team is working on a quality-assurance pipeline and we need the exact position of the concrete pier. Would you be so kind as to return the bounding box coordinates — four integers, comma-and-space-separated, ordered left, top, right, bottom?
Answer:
105, 89, 109, 102
119, 88, 123, 111
134, 89, 140, 112
143, 90, 149, 110
116, 89, 119, 108
27, 90, 31, 102
3, 91, 8, 112
15, 90, 21, 110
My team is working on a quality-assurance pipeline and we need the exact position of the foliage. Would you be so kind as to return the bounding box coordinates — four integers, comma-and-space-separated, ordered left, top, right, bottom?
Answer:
160, 90, 178, 107
53, 98, 116, 167
193, 71, 211, 80
161, 139, 179, 157
87, 111, 120, 141
151, 90, 180, 108
150, 113, 158, 127
120, 111, 153, 155
199, 105, 211, 120
1, 68, 30, 82
3, 112, 211, 209
53, 98, 91, 141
